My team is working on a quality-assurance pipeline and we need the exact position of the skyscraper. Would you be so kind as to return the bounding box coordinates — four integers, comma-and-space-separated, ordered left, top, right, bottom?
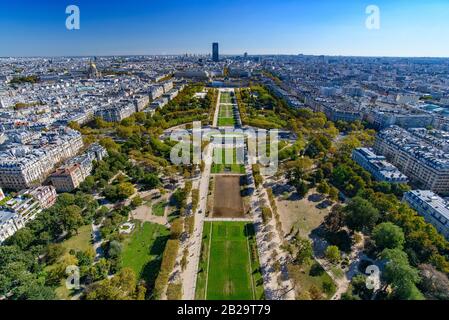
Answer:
212, 42, 219, 62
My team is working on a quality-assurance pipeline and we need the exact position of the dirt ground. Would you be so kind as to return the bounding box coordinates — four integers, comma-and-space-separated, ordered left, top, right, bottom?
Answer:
213, 176, 244, 218
276, 189, 332, 238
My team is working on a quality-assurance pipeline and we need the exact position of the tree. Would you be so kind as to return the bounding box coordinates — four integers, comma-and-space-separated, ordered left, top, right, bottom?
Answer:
324, 205, 345, 233
329, 187, 339, 201
373, 222, 405, 250
46, 254, 79, 286
350, 274, 374, 300
99, 137, 119, 151
170, 218, 184, 240
305, 136, 331, 158
418, 264, 449, 300
317, 181, 330, 195
5, 228, 34, 250
322, 278, 336, 295
344, 197, 380, 233
107, 240, 123, 259
338, 135, 362, 156
325, 246, 341, 264
141, 173, 161, 190
295, 180, 309, 198
103, 185, 118, 201
85, 268, 139, 300
45, 244, 67, 264
61, 205, 84, 235
80, 176, 96, 193
261, 207, 273, 224
172, 188, 187, 209
381, 248, 424, 300
117, 182, 136, 200
58, 193, 75, 207
314, 169, 324, 183
294, 237, 313, 265
131, 196, 143, 208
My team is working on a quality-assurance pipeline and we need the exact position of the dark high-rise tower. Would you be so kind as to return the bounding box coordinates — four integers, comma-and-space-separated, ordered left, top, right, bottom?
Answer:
212, 42, 219, 62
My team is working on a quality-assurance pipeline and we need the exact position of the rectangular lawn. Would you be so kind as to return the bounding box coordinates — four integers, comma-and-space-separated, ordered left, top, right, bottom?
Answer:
200, 222, 261, 300
211, 147, 245, 174
218, 103, 236, 127
220, 92, 234, 104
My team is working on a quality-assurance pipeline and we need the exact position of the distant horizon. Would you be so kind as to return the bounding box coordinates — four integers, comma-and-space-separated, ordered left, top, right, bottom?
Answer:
2, 52, 449, 59
1, 1, 449, 58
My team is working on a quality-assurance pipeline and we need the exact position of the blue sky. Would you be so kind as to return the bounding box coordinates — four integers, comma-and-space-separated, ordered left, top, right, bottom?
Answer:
1, 0, 448, 57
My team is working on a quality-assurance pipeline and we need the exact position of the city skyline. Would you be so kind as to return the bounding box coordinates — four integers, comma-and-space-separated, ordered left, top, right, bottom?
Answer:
1, 0, 449, 58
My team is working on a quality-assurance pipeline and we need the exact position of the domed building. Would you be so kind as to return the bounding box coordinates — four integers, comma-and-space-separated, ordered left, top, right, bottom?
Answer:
87, 61, 100, 79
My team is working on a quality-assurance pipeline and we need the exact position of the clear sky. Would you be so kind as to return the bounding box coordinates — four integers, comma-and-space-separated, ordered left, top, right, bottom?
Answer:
1, 0, 448, 57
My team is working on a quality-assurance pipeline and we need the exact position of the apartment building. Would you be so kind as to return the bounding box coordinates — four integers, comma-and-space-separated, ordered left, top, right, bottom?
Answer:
352, 148, 408, 183
49, 164, 84, 192
0, 129, 84, 190
148, 85, 165, 100
374, 126, 449, 195
49, 143, 107, 192
0, 186, 56, 243
0, 211, 22, 244
94, 102, 135, 122
403, 190, 449, 240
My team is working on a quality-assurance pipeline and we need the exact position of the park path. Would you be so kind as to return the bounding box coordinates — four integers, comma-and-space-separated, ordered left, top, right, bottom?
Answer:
310, 233, 366, 300
181, 88, 221, 300
92, 219, 104, 261
246, 161, 295, 300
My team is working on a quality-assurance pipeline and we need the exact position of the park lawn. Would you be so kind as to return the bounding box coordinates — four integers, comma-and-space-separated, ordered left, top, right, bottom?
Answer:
218, 117, 236, 127
218, 103, 236, 127
52, 225, 93, 300
219, 104, 233, 117
121, 222, 170, 285
211, 163, 246, 174
200, 222, 261, 300
288, 260, 337, 300
61, 225, 93, 253
220, 92, 233, 104
152, 201, 167, 217
211, 147, 245, 174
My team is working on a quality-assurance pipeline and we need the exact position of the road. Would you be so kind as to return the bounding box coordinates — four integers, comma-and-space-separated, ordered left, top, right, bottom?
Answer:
181, 88, 221, 300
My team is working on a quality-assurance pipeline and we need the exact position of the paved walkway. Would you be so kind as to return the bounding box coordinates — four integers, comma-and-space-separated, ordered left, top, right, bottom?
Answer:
92, 219, 104, 261
181, 88, 221, 300
246, 162, 295, 300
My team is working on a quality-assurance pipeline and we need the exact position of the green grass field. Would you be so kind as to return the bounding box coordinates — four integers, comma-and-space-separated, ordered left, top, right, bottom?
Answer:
196, 222, 264, 300
218, 118, 236, 127
218, 104, 236, 127
53, 225, 94, 299
121, 222, 170, 285
219, 104, 233, 117
152, 201, 167, 217
61, 225, 93, 253
211, 147, 245, 174
220, 92, 234, 104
